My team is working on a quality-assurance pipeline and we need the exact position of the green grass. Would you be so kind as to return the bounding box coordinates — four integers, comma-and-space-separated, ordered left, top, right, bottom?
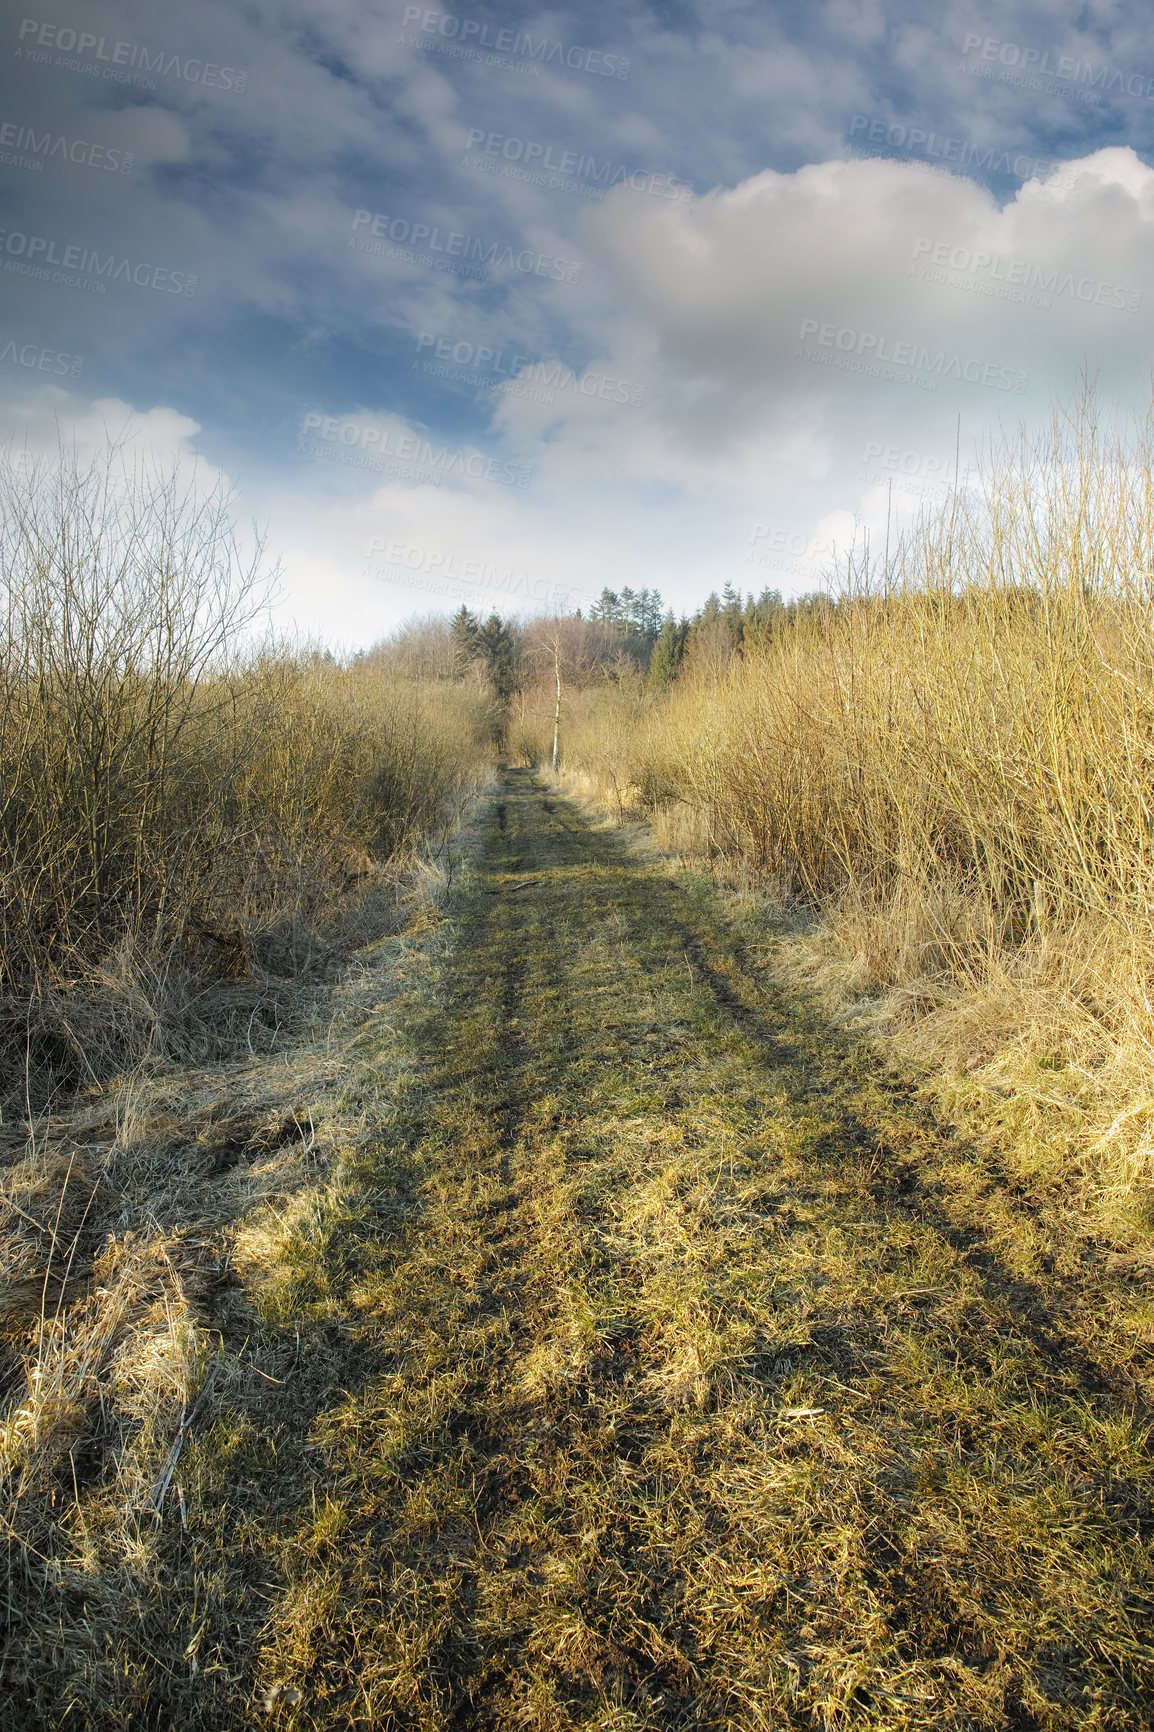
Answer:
5, 770, 1154, 1729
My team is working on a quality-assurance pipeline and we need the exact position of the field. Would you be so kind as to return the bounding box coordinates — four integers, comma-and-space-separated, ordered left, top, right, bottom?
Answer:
3, 409, 1154, 1728
1, 775, 1151, 1728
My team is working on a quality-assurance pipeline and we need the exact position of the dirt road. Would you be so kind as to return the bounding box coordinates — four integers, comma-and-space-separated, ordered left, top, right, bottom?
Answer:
15, 771, 1154, 1729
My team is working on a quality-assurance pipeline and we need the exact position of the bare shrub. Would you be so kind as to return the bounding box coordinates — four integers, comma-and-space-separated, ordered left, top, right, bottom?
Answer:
0, 442, 491, 1100
562, 387, 1154, 1211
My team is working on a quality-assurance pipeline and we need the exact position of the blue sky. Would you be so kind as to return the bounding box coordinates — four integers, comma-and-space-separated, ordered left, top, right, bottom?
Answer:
3, 0, 1154, 642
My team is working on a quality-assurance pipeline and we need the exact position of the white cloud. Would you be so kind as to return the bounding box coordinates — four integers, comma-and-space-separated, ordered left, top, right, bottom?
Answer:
6, 0, 1154, 642
0, 380, 204, 468
564, 149, 1154, 484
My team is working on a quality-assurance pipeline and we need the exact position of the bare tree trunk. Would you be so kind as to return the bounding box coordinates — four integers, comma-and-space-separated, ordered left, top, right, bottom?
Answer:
552, 637, 561, 774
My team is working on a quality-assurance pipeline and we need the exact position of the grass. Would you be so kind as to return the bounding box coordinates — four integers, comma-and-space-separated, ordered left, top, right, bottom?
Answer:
0, 441, 492, 1104
6, 772, 1151, 1728
554, 391, 1154, 1231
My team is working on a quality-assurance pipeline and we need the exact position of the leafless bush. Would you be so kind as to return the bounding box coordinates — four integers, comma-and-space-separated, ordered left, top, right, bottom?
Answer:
562, 387, 1154, 1210
0, 443, 491, 1102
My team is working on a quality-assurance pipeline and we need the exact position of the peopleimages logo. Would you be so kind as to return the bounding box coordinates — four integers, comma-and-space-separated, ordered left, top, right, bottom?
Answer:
911, 237, 1142, 313
16, 18, 247, 91
0, 118, 134, 173
0, 335, 83, 376
462, 129, 691, 201
0, 227, 197, 294
400, 7, 630, 79
859, 442, 977, 498
960, 34, 1154, 101
366, 537, 591, 608
848, 114, 1051, 182
797, 318, 1027, 393
299, 413, 533, 487
351, 209, 581, 284
413, 334, 645, 406
744, 525, 832, 577
413, 333, 537, 386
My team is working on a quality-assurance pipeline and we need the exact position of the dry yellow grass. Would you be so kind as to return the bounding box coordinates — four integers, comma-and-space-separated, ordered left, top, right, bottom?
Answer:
560, 390, 1154, 1231
6, 395, 1154, 1728
0, 785, 490, 1721
6, 774, 1150, 1728
0, 443, 493, 1717
0, 441, 492, 1102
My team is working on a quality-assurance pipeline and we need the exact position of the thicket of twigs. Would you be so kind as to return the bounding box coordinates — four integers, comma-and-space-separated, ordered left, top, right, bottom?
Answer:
0, 444, 492, 1105
0, 444, 492, 1680
560, 393, 1154, 1216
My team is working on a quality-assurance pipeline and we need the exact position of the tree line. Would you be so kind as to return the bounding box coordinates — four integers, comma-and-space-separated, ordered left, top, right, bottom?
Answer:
360, 581, 836, 702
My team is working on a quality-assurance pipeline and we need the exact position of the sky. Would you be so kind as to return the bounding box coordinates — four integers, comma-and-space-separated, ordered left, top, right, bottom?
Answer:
3, 0, 1154, 645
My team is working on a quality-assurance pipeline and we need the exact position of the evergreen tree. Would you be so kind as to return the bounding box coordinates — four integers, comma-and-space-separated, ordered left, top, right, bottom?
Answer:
635, 587, 664, 636
591, 587, 622, 628
591, 585, 665, 639
741, 587, 785, 650
720, 581, 746, 651
449, 605, 478, 679
474, 613, 521, 704
648, 612, 690, 688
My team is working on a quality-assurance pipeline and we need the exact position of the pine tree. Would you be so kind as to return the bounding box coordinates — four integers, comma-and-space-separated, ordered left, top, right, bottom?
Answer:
591, 587, 621, 628
741, 587, 785, 650
474, 613, 521, 704
449, 605, 478, 679
636, 587, 664, 636
648, 612, 690, 687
